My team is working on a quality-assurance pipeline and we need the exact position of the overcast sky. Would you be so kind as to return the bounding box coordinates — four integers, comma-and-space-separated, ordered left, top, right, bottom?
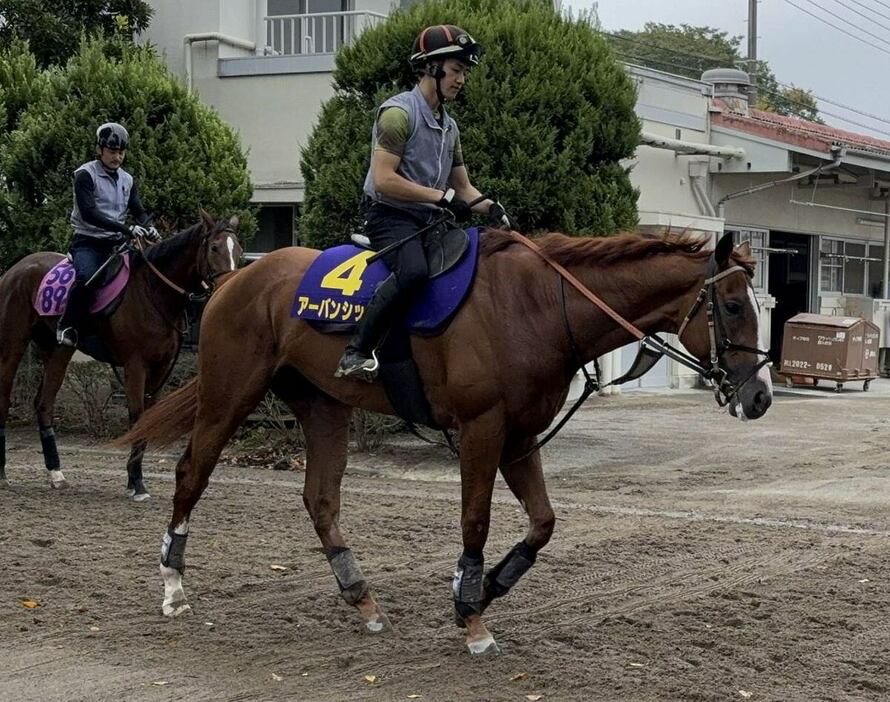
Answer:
565, 0, 890, 140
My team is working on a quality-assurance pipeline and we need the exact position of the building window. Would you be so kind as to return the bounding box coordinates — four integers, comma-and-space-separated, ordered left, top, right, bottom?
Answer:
820, 238, 871, 295
729, 228, 766, 290
249, 205, 295, 255
868, 244, 886, 298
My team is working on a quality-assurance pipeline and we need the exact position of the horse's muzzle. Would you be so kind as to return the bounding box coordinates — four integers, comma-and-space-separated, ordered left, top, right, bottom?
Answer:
728, 375, 773, 421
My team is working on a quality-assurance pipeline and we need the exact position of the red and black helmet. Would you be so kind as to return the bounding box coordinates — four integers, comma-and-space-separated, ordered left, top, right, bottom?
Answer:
409, 25, 483, 72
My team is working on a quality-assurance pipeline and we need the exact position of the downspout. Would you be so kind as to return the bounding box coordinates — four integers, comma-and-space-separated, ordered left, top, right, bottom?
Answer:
716, 148, 845, 219
184, 33, 256, 92
884, 196, 890, 299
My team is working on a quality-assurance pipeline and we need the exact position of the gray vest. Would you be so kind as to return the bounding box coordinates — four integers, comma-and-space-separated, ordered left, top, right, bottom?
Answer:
362, 86, 459, 216
70, 160, 133, 239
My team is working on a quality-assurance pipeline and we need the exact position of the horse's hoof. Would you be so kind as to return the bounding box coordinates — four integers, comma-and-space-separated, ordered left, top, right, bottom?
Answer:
466, 633, 501, 656
364, 611, 392, 634
162, 600, 192, 618
48, 470, 67, 489
131, 491, 151, 502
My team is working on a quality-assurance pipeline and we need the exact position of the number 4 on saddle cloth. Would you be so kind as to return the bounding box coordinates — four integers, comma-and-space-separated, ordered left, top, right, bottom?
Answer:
33, 253, 131, 319
291, 226, 480, 428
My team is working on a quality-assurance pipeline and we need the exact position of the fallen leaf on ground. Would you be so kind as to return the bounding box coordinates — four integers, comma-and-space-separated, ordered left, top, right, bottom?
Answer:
21, 599, 39, 609
511, 672, 529, 681
627, 662, 646, 668
89, 626, 100, 631
152, 681, 168, 686
739, 691, 753, 699
301, 672, 309, 677
526, 695, 543, 701
407, 696, 422, 699
364, 674, 378, 684
271, 673, 283, 681
270, 564, 288, 571
859, 578, 870, 583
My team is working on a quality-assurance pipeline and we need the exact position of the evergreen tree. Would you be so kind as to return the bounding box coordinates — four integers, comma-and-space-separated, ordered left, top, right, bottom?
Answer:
300, 0, 640, 249
0, 0, 152, 68
0, 40, 255, 270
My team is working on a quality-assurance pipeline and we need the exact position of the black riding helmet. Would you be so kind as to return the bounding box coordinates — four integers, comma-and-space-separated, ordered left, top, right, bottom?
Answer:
96, 122, 129, 150
409, 25, 483, 75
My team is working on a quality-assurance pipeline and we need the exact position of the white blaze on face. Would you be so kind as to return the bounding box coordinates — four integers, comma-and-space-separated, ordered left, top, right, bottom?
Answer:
226, 235, 236, 271
748, 284, 774, 393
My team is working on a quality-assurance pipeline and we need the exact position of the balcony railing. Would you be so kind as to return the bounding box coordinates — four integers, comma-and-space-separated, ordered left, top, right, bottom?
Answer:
264, 11, 385, 56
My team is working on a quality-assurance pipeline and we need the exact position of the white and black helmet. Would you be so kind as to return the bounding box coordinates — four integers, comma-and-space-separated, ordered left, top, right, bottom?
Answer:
96, 122, 129, 150
409, 25, 483, 72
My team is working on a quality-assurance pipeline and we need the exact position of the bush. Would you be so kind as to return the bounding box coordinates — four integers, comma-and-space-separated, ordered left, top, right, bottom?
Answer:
0, 39, 256, 271
299, 0, 640, 249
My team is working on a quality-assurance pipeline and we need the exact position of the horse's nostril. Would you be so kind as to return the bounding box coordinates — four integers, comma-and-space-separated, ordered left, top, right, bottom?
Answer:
754, 390, 772, 414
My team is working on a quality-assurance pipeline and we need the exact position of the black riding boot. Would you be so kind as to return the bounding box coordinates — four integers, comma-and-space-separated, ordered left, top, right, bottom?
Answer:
56, 282, 90, 347
335, 275, 402, 381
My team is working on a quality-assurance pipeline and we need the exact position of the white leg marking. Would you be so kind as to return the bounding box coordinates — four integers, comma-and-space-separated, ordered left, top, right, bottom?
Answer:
48, 469, 67, 489
160, 519, 191, 617
226, 236, 236, 271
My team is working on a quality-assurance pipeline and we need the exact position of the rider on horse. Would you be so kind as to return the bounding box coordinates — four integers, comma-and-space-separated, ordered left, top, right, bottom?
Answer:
335, 24, 516, 381
56, 122, 161, 347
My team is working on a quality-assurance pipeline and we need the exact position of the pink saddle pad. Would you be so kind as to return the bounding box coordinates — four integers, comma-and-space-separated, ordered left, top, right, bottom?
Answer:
33, 253, 131, 317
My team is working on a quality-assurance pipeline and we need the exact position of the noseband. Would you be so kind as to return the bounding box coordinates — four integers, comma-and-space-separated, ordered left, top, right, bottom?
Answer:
676, 260, 772, 407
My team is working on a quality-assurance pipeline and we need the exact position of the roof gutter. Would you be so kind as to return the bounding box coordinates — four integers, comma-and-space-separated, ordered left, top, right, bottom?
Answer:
716, 147, 845, 219
640, 130, 746, 159
184, 32, 256, 92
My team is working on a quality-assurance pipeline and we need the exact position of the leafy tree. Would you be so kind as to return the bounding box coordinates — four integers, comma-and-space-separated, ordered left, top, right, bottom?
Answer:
0, 0, 152, 68
605, 23, 821, 122
0, 40, 255, 270
300, 0, 640, 249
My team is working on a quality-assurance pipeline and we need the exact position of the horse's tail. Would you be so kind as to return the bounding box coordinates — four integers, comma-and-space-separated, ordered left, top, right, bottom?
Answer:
112, 379, 199, 448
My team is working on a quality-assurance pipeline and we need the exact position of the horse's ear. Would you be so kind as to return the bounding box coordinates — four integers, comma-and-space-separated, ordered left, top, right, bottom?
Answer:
715, 233, 734, 267
736, 241, 751, 258
228, 215, 240, 230
199, 208, 215, 232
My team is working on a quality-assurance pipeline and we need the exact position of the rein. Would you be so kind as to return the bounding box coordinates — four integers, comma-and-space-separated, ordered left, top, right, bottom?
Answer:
503, 231, 770, 464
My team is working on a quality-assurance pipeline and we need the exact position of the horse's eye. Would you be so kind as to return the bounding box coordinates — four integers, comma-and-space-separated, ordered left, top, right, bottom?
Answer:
725, 300, 743, 315
210, 244, 220, 252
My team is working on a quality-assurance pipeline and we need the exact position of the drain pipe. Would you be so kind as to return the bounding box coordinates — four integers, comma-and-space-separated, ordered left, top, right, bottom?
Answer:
716, 148, 845, 219
184, 33, 256, 91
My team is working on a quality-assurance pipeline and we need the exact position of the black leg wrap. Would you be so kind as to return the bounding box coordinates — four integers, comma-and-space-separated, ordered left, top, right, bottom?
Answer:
38, 425, 60, 470
326, 547, 369, 606
161, 527, 188, 574
483, 541, 538, 606
453, 551, 485, 619
0, 427, 7, 479
127, 440, 147, 491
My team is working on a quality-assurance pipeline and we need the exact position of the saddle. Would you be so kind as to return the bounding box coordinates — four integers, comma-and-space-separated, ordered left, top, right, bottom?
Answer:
33, 252, 131, 318
292, 227, 481, 428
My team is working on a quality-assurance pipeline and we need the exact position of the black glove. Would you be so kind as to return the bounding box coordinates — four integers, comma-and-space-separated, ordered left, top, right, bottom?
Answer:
487, 202, 516, 230
437, 188, 473, 223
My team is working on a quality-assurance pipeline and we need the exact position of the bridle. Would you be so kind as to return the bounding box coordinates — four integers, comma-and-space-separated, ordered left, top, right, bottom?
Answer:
502, 232, 771, 464
134, 225, 238, 302
675, 258, 772, 407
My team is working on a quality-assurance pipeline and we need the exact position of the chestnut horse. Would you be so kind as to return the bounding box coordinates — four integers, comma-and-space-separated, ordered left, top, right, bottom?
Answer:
118, 229, 772, 654
0, 212, 242, 499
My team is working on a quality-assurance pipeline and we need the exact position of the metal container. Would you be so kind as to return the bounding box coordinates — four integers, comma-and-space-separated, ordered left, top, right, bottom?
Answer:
780, 313, 880, 391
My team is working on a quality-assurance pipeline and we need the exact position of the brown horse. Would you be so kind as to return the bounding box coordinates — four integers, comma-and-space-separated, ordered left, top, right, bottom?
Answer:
118, 229, 772, 654
0, 211, 242, 499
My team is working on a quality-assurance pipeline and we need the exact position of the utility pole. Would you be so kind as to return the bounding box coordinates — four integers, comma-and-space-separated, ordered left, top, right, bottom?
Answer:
748, 0, 758, 105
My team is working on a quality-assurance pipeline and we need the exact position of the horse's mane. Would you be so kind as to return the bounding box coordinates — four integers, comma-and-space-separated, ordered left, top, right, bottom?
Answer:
144, 222, 203, 266
481, 229, 755, 274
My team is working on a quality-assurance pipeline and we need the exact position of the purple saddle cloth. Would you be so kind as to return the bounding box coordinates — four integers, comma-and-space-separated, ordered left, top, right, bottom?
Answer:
291, 227, 479, 335
33, 253, 131, 317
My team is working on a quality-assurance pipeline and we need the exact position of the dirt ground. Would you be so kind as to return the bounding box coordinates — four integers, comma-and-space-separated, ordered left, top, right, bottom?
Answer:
3, 381, 890, 701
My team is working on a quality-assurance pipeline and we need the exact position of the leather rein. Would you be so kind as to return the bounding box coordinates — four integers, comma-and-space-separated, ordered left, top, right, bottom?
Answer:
503, 231, 771, 465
